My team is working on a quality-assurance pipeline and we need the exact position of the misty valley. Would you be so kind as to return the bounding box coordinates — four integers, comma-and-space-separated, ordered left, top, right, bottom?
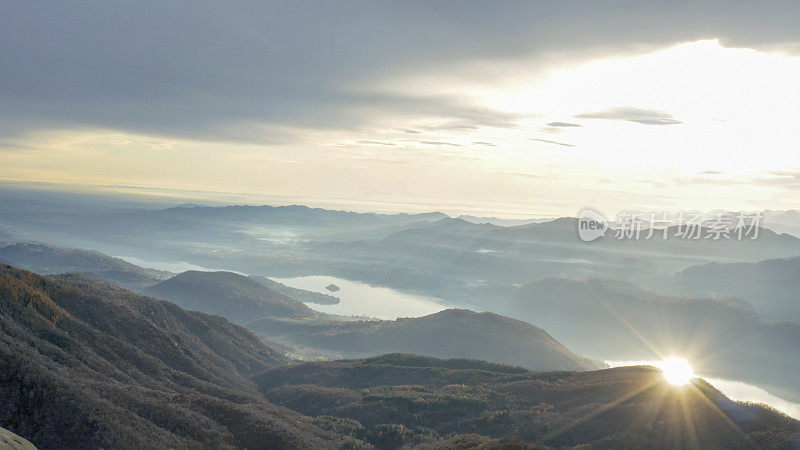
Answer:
4, 3, 800, 448
1, 191, 800, 448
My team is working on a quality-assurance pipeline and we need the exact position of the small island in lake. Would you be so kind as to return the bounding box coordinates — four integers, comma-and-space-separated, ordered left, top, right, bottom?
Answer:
249, 276, 340, 305
325, 283, 340, 292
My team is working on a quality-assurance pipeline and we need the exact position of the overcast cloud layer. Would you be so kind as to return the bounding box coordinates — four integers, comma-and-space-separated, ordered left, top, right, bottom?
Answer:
3, 1, 800, 217
3, 0, 800, 143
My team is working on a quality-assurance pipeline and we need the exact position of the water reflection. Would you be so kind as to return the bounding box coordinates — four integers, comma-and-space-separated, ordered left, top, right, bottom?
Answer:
272, 275, 446, 320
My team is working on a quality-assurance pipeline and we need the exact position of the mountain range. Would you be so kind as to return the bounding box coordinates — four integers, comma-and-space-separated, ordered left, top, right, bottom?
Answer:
145, 271, 316, 325
254, 353, 800, 448
0, 265, 360, 448
641, 255, 800, 321
505, 277, 800, 402
3, 239, 800, 404
0, 243, 171, 290
247, 308, 599, 371
2, 264, 800, 448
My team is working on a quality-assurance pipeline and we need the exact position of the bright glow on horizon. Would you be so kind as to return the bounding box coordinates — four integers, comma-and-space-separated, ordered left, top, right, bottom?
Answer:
659, 358, 696, 386
478, 40, 800, 174
3, 40, 800, 217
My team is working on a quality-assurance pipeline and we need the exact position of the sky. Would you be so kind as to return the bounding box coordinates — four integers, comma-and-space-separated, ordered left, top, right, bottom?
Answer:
2, 1, 800, 218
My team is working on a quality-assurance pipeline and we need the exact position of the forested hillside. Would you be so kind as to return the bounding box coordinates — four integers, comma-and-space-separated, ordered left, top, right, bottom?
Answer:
0, 266, 358, 449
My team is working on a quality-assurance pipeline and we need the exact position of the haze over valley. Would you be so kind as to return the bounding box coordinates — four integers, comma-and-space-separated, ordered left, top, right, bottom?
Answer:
3, 1, 800, 448
2, 195, 800, 413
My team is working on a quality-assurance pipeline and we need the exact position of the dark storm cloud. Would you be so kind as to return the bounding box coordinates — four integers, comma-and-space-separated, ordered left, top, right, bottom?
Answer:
575, 107, 682, 125
1, 0, 799, 143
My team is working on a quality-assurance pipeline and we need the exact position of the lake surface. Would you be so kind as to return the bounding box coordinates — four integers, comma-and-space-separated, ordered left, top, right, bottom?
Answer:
606, 360, 800, 420
271, 275, 447, 320
115, 256, 449, 320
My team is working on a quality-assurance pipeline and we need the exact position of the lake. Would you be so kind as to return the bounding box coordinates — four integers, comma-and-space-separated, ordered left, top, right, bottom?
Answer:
115, 255, 448, 320
271, 275, 447, 320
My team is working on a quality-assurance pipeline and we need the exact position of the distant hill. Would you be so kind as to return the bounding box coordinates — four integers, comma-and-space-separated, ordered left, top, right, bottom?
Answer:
458, 215, 550, 226
640, 255, 800, 321
0, 243, 171, 290
0, 265, 358, 449
478, 218, 800, 261
146, 203, 449, 225
118, 204, 450, 241
247, 308, 599, 371
253, 353, 800, 449
8, 197, 800, 318
331, 216, 800, 310
379, 217, 498, 249
506, 277, 800, 402
763, 209, 800, 238
146, 270, 315, 324
250, 276, 340, 305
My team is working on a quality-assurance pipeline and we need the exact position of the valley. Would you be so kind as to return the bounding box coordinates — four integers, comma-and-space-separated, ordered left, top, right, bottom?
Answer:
5, 5, 800, 448
2, 196, 800, 448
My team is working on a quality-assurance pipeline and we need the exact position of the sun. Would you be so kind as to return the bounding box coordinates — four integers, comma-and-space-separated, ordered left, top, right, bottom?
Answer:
660, 357, 695, 386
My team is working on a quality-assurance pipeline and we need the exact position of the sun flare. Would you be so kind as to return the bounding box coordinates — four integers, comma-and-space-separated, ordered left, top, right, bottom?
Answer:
660, 358, 695, 386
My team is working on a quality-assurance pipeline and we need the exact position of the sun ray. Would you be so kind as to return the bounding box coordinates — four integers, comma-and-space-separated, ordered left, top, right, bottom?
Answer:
587, 288, 668, 361
684, 381, 755, 446
678, 387, 700, 449
537, 377, 661, 445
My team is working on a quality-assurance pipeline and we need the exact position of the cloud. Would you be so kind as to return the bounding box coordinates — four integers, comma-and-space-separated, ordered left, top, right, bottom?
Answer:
540, 127, 562, 134
419, 141, 462, 147
757, 170, 800, 189
357, 140, 395, 146
680, 177, 745, 186
575, 107, 682, 125
0, 141, 39, 152
546, 122, 582, 127
639, 179, 669, 189
530, 138, 575, 148
507, 171, 544, 179
699, 170, 724, 175
1, 1, 798, 143
472, 141, 497, 147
